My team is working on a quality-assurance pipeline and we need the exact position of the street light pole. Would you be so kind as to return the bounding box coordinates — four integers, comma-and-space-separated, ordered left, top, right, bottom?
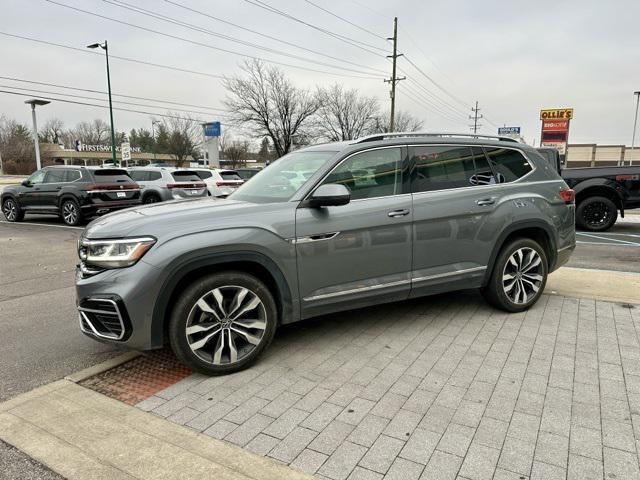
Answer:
88, 40, 117, 166
631, 91, 640, 166
152, 120, 161, 163
24, 99, 50, 171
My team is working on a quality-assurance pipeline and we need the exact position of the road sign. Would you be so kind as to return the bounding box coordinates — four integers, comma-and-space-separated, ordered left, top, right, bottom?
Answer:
204, 122, 221, 137
498, 126, 521, 135
121, 142, 131, 162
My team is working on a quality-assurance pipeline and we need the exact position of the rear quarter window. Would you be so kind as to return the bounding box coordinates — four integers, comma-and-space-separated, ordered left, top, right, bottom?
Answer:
90, 169, 132, 183
483, 148, 533, 182
128, 170, 149, 182
195, 170, 213, 179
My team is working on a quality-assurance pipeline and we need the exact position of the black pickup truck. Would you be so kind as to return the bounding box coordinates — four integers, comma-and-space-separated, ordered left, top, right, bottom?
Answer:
537, 148, 640, 231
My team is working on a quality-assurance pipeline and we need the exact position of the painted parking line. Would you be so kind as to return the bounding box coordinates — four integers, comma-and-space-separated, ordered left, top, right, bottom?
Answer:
576, 232, 640, 247
577, 241, 640, 247
0, 220, 84, 230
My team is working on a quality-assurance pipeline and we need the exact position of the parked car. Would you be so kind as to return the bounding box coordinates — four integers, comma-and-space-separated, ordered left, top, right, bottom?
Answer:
2, 165, 141, 226
561, 166, 640, 231
127, 167, 207, 203
235, 167, 262, 181
76, 133, 575, 374
190, 168, 244, 197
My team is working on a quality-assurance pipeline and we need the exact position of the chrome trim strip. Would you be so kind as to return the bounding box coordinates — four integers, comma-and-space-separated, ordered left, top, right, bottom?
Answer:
87, 188, 140, 193
557, 244, 575, 252
304, 279, 411, 302
412, 266, 487, 283
81, 236, 155, 245
77, 298, 126, 341
292, 231, 340, 244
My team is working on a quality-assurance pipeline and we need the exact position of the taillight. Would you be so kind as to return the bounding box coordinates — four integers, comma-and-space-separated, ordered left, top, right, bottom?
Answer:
166, 182, 206, 189
215, 181, 239, 187
559, 187, 575, 204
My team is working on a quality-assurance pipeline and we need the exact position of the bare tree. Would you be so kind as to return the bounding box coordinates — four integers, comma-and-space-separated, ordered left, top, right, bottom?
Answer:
370, 110, 424, 134
224, 60, 319, 158
315, 85, 379, 141
225, 139, 250, 169
0, 115, 35, 174
39, 118, 65, 144
155, 114, 201, 167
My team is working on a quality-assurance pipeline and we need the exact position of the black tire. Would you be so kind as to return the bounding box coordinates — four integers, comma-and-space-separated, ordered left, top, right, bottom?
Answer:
144, 193, 162, 204
481, 238, 548, 313
169, 271, 278, 375
2, 197, 24, 222
576, 196, 618, 232
60, 198, 83, 226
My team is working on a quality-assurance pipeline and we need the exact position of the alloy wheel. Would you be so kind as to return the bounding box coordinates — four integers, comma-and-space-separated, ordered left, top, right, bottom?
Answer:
583, 201, 611, 228
3, 200, 17, 221
62, 202, 78, 225
185, 285, 267, 365
502, 247, 544, 305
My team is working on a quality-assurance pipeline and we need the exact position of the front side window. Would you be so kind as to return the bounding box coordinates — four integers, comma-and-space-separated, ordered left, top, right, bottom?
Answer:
43, 169, 66, 183
27, 170, 46, 184
321, 147, 403, 200
230, 150, 337, 203
484, 147, 533, 182
411, 145, 504, 192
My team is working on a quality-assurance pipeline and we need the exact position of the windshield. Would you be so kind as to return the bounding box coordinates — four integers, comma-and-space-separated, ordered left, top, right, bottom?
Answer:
230, 150, 337, 203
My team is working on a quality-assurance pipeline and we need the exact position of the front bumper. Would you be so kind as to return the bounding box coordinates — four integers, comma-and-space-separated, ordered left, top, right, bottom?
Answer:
75, 260, 163, 350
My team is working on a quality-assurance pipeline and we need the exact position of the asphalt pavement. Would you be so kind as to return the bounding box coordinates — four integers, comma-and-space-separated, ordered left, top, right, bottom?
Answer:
569, 219, 640, 272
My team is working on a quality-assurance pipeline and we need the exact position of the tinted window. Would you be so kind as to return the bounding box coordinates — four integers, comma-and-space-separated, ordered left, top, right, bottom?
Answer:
66, 169, 82, 182
412, 146, 477, 192
91, 169, 131, 183
484, 148, 533, 182
221, 171, 242, 181
148, 171, 162, 181
171, 171, 201, 182
195, 170, 213, 179
322, 147, 402, 200
44, 169, 66, 183
128, 170, 149, 181
469, 147, 499, 186
27, 170, 46, 184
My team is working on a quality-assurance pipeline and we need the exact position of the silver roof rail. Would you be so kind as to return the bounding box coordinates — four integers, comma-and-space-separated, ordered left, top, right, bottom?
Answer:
354, 132, 521, 144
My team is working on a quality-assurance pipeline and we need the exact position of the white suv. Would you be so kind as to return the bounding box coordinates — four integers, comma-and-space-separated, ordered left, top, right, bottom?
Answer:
192, 168, 244, 197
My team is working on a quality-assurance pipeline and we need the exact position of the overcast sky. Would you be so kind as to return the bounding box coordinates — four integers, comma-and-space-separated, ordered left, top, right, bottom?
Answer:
1, 0, 639, 146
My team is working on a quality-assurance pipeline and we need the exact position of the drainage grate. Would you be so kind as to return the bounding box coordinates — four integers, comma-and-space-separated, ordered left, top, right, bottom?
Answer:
80, 349, 192, 405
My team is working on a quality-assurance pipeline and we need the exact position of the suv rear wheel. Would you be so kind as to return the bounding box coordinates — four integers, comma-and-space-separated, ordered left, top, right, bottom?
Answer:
576, 196, 617, 232
169, 271, 277, 375
60, 199, 82, 226
482, 238, 548, 312
2, 197, 24, 222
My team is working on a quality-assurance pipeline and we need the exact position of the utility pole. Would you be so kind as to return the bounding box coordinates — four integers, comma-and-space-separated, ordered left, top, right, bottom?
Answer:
469, 101, 483, 134
631, 91, 640, 166
384, 17, 405, 132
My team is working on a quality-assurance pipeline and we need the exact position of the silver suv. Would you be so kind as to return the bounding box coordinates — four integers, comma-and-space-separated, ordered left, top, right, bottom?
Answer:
127, 167, 208, 203
76, 133, 576, 375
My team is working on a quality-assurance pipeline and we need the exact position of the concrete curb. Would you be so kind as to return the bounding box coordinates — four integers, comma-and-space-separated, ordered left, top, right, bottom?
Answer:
64, 351, 141, 383
546, 266, 640, 305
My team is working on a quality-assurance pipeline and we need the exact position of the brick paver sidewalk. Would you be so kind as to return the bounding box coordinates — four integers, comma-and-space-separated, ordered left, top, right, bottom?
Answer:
140, 292, 640, 480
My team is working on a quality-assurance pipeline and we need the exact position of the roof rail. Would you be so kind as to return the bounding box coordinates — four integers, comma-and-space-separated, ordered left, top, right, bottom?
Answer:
354, 132, 521, 144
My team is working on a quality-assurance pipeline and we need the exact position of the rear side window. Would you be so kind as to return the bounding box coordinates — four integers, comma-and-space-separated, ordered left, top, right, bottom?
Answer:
221, 171, 242, 181
128, 170, 149, 182
412, 145, 495, 192
483, 148, 533, 182
66, 169, 82, 182
44, 169, 66, 183
196, 170, 213, 179
91, 169, 132, 183
171, 171, 201, 182
148, 171, 162, 181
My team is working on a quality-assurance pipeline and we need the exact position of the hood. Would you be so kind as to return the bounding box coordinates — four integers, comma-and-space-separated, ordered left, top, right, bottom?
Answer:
83, 197, 294, 239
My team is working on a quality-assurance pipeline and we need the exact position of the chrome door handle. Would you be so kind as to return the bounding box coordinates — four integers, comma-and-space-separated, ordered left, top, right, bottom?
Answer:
388, 209, 410, 218
476, 197, 496, 206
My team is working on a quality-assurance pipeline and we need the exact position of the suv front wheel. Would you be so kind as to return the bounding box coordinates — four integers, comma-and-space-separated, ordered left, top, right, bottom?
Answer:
169, 271, 277, 375
482, 238, 548, 312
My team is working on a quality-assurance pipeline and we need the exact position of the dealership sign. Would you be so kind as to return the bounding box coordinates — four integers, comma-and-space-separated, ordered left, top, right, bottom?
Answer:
498, 126, 521, 135
540, 108, 573, 155
203, 122, 221, 137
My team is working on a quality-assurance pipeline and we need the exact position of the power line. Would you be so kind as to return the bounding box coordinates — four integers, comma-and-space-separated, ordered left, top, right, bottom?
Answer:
161, 0, 384, 74
242, 0, 389, 56
0, 31, 226, 80
302, 0, 386, 41
399, 84, 466, 125
0, 89, 225, 124
44, 0, 381, 79
102, 0, 386, 76
403, 55, 471, 110
0, 76, 227, 112
398, 86, 462, 127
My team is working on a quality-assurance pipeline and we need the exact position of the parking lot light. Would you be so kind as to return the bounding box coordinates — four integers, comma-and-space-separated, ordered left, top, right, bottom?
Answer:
631, 91, 640, 166
24, 99, 50, 171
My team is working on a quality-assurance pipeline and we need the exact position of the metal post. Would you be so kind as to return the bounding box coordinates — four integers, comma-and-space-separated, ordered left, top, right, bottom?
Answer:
30, 104, 42, 170
104, 41, 117, 166
631, 91, 640, 166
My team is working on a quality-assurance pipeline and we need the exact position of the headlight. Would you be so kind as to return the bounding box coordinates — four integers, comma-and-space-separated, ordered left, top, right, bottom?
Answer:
79, 237, 156, 269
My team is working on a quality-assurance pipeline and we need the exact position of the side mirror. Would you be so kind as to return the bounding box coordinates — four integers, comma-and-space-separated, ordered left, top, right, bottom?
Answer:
308, 183, 351, 207
21, 180, 31, 187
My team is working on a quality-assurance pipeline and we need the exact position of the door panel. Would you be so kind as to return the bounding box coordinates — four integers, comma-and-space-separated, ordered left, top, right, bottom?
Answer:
409, 145, 501, 297
41, 169, 67, 209
20, 170, 47, 209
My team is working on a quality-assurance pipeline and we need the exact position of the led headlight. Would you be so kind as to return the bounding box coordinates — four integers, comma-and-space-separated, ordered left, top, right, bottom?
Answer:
79, 237, 156, 269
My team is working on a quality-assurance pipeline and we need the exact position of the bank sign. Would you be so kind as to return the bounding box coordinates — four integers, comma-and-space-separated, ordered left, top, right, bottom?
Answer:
76, 143, 142, 153
540, 108, 573, 155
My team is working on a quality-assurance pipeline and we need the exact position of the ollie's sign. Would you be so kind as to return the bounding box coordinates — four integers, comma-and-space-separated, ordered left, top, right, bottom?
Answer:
540, 108, 573, 155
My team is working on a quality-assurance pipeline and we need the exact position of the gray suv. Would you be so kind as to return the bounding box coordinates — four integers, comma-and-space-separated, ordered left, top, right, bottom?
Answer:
127, 167, 207, 203
76, 133, 576, 375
